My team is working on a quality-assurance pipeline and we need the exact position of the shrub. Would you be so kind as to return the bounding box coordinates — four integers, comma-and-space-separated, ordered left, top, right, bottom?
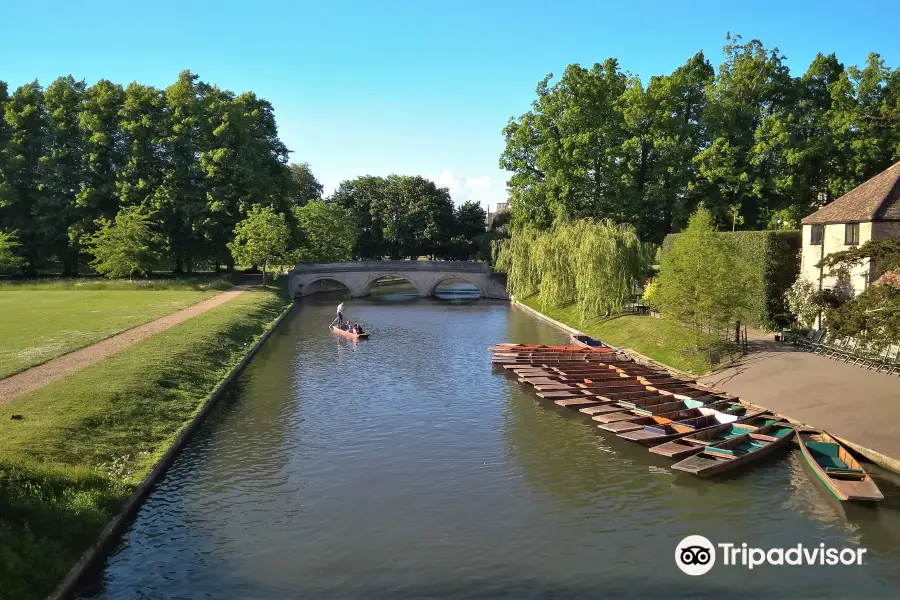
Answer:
662, 228, 801, 329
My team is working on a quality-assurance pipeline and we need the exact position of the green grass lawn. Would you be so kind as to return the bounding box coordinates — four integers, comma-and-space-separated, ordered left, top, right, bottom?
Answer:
0, 285, 291, 600
519, 295, 718, 375
0, 289, 224, 378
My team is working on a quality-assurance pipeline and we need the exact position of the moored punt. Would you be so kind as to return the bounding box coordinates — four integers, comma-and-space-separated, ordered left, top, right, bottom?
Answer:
594, 397, 726, 424
617, 409, 766, 446
649, 414, 780, 459
330, 325, 369, 340
598, 401, 743, 432
797, 431, 884, 502
570, 333, 606, 348
670, 422, 796, 476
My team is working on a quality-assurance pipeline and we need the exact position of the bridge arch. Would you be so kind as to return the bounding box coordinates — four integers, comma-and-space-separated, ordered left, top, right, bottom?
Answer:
297, 275, 361, 297
361, 273, 428, 297
427, 274, 484, 298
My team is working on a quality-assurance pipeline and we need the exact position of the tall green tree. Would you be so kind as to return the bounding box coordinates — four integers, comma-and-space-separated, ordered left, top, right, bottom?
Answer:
0, 229, 23, 270
330, 175, 388, 259
156, 71, 206, 272
0, 81, 48, 273
658, 205, 753, 342
85, 205, 156, 278
40, 76, 86, 273
293, 200, 356, 262
228, 205, 290, 281
77, 79, 125, 230
287, 162, 324, 207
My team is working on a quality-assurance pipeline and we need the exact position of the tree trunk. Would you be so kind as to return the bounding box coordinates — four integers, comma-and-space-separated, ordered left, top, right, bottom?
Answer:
262, 260, 267, 284
186, 254, 193, 274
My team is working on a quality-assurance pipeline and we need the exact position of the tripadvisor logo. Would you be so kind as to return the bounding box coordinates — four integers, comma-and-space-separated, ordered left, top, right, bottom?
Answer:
675, 535, 867, 575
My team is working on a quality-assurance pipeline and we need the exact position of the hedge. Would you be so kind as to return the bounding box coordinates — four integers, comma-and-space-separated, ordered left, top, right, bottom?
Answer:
661, 230, 801, 330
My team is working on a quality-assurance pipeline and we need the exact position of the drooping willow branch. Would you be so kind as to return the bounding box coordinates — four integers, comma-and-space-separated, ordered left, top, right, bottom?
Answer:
495, 219, 650, 321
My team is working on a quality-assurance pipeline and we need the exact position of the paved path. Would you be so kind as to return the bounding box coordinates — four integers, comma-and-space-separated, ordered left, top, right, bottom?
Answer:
0, 287, 248, 404
700, 340, 900, 462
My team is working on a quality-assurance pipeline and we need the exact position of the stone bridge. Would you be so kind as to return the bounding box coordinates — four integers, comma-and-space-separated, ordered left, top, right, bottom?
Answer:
288, 261, 508, 299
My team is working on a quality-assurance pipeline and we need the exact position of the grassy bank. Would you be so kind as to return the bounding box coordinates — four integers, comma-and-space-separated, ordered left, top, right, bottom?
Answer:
0, 276, 236, 291
0, 285, 292, 600
518, 295, 717, 375
0, 289, 221, 378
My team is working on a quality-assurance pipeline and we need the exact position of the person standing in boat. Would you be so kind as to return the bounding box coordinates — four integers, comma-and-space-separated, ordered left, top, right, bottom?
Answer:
333, 302, 345, 327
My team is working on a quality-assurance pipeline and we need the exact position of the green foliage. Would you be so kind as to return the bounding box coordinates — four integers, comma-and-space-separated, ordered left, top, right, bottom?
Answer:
658, 206, 753, 342
0, 71, 292, 274
824, 283, 900, 349
501, 34, 900, 243
293, 200, 356, 262
642, 277, 660, 309
287, 162, 324, 207
785, 277, 820, 329
228, 205, 290, 279
496, 219, 649, 321
329, 175, 487, 260
816, 239, 900, 275
662, 228, 800, 329
85, 206, 156, 279
0, 230, 23, 270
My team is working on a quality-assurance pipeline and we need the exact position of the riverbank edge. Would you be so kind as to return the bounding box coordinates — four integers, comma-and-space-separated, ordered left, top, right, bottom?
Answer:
46, 299, 297, 600
509, 296, 697, 380
512, 296, 900, 476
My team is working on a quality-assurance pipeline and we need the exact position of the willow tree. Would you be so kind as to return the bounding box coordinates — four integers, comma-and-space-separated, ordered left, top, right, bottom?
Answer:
496, 219, 649, 321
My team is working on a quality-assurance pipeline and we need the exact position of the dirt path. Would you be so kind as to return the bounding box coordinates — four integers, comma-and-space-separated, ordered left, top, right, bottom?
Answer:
0, 287, 249, 405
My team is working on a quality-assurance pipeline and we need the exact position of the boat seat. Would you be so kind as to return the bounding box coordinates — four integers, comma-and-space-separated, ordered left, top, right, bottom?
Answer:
683, 438, 709, 445
749, 433, 778, 442
824, 467, 863, 474
704, 447, 737, 459
806, 441, 849, 470
771, 427, 794, 438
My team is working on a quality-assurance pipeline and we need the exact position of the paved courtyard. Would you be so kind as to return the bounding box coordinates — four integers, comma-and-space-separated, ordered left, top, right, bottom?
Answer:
700, 341, 900, 464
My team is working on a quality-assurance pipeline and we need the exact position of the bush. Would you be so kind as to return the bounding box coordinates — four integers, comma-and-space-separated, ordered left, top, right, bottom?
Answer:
662, 229, 801, 329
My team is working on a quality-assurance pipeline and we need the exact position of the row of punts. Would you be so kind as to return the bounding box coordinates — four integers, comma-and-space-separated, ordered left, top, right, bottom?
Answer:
490, 340, 884, 503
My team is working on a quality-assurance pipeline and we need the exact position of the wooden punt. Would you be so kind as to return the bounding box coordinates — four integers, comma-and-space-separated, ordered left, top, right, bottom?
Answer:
797, 431, 884, 502
617, 409, 766, 446
594, 397, 729, 424
649, 414, 780, 459
597, 401, 739, 433
670, 422, 796, 476
570, 333, 607, 348
330, 326, 369, 340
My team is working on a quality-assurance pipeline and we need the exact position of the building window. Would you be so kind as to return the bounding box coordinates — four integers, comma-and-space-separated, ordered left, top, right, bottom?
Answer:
845, 223, 859, 245
810, 224, 824, 245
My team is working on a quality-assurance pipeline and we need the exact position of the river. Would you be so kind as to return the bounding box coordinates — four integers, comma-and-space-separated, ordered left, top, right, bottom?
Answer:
75, 283, 900, 599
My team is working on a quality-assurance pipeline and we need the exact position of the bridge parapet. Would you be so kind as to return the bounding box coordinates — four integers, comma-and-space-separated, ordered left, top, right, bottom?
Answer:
290, 261, 489, 275
288, 260, 506, 300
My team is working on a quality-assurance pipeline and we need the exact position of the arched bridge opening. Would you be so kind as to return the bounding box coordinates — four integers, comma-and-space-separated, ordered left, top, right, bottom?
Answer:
289, 261, 508, 301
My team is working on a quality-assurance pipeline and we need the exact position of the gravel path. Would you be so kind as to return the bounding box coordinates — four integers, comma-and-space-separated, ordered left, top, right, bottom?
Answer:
0, 287, 248, 405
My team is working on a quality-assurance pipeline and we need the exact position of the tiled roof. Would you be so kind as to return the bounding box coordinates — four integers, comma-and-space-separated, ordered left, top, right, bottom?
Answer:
801, 162, 900, 224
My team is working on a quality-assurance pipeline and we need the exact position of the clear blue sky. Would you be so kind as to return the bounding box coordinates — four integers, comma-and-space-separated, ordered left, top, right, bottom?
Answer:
3, 0, 899, 210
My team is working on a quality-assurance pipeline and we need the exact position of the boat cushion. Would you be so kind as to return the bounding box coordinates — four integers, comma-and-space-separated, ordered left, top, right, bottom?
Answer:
806, 441, 849, 470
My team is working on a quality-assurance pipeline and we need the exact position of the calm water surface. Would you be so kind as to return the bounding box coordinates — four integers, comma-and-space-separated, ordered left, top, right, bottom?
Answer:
76, 284, 900, 599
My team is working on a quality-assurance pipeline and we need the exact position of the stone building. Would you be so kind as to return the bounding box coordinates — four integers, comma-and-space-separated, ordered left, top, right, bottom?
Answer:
485, 202, 508, 230
800, 161, 900, 297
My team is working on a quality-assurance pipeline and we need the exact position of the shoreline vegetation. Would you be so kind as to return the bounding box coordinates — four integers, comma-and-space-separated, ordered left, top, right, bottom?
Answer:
518, 295, 719, 375
0, 284, 292, 600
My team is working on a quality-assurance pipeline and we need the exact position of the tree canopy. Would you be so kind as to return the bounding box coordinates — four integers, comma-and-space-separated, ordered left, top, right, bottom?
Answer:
0, 71, 292, 275
228, 205, 290, 281
501, 34, 900, 243
329, 174, 487, 260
